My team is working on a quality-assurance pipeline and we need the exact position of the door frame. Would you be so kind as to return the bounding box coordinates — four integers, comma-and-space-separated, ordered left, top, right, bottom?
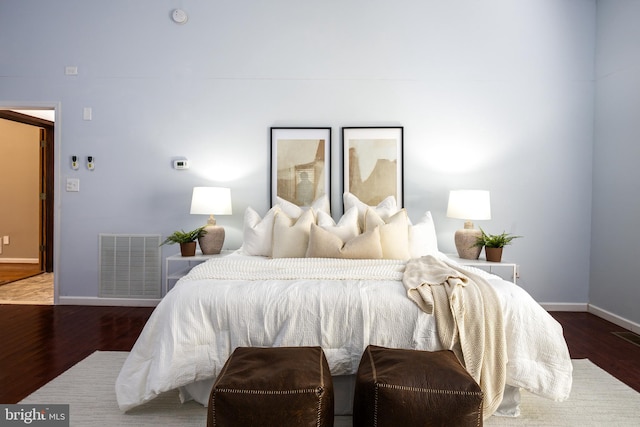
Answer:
0, 101, 61, 304
0, 110, 54, 272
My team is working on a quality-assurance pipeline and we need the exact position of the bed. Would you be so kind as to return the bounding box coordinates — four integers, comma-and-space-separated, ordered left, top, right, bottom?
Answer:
115, 194, 573, 418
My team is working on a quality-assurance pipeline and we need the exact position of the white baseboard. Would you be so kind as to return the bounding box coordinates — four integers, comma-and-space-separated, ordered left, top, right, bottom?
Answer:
58, 296, 160, 307
0, 258, 39, 264
540, 302, 588, 312
588, 304, 640, 335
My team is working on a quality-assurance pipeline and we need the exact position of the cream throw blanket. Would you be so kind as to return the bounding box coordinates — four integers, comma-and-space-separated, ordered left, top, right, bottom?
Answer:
403, 255, 507, 419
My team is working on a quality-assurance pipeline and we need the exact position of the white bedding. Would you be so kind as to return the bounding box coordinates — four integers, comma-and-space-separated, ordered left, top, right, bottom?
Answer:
115, 251, 573, 415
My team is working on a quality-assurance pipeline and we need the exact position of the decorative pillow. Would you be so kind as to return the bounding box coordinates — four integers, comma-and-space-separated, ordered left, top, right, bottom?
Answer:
316, 207, 360, 242
306, 224, 383, 259
408, 211, 439, 258
276, 194, 330, 218
364, 208, 411, 260
272, 209, 316, 258
343, 192, 398, 231
242, 206, 280, 257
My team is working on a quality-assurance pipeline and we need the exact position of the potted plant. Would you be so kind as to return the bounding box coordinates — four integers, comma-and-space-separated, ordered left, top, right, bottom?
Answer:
473, 228, 522, 262
161, 226, 207, 257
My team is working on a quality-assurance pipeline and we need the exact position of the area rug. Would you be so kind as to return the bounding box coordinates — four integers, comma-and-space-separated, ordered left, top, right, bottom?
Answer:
20, 351, 640, 426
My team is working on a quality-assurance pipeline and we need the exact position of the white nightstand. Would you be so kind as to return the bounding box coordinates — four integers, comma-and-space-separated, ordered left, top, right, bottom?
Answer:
446, 254, 518, 284
164, 250, 233, 295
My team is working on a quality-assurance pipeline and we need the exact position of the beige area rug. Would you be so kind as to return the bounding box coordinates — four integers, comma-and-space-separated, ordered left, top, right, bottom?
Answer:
21, 352, 640, 426
0, 272, 53, 304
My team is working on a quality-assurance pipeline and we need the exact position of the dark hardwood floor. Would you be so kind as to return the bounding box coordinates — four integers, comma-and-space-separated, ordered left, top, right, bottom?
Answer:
0, 305, 638, 404
550, 311, 640, 392
0, 305, 154, 403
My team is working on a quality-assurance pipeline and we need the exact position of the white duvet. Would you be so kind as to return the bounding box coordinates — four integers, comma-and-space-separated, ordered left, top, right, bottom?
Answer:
115, 252, 572, 413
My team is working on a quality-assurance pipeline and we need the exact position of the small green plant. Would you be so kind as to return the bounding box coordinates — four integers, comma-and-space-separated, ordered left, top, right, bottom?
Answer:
473, 228, 522, 248
160, 226, 206, 246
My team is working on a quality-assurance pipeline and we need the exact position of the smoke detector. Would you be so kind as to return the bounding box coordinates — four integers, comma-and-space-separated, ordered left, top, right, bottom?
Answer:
172, 9, 188, 24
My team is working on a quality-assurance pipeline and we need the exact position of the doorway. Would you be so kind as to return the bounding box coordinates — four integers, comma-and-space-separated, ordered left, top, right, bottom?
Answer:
0, 108, 55, 303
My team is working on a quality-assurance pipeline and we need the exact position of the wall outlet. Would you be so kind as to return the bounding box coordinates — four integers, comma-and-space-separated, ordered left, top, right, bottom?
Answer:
2, 236, 8, 245
66, 178, 80, 192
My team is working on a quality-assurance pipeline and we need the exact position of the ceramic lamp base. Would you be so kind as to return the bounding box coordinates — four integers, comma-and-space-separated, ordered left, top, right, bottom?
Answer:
199, 225, 225, 255
454, 227, 482, 260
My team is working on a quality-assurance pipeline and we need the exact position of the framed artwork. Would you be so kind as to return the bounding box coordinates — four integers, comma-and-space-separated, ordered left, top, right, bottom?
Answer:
270, 127, 331, 207
342, 126, 404, 207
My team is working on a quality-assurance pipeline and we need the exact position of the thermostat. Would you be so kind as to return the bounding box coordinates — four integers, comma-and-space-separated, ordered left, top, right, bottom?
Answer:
173, 159, 190, 170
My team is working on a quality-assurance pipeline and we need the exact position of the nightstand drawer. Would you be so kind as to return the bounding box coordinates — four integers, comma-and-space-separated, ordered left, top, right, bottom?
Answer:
446, 254, 518, 284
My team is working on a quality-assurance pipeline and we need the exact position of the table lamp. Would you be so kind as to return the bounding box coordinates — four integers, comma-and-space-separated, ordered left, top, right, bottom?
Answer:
447, 190, 491, 259
190, 187, 232, 254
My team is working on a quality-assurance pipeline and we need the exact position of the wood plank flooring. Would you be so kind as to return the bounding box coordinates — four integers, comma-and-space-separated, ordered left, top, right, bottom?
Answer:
0, 263, 42, 286
0, 305, 154, 404
0, 305, 638, 405
550, 311, 640, 392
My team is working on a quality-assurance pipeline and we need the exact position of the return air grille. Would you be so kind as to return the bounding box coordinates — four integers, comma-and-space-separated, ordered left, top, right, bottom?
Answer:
612, 331, 640, 348
99, 234, 161, 299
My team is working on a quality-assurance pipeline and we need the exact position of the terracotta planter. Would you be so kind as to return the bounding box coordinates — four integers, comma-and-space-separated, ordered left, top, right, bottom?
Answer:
485, 247, 503, 262
180, 241, 197, 257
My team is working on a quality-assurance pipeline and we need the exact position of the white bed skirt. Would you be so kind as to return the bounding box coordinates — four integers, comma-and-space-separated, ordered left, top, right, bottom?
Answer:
179, 375, 521, 417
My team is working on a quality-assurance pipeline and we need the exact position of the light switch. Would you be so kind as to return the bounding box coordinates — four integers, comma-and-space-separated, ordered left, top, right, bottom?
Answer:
66, 178, 80, 192
83, 107, 92, 121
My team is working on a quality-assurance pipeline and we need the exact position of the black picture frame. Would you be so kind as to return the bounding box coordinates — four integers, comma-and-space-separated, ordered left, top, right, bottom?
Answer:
270, 127, 331, 208
342, 126, 404, 207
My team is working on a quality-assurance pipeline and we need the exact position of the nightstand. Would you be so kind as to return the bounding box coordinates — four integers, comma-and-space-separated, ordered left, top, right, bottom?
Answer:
164, 250, 233, 295
446, 254, 518, 284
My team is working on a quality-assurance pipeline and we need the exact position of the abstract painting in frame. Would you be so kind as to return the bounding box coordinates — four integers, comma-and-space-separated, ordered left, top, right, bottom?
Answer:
342, 126, 403, 207
270, 127, 331, 208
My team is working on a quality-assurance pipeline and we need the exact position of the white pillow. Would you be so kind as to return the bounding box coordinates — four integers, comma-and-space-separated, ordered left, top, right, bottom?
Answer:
306, 223, 383, 259
242, 206, 280, 257
272, 209, 316, 258
364, 208, 411, 260
276, 194, 330, 218
343, 192, 398, 231
316, 207, 360, 242
409, 211, 439, 258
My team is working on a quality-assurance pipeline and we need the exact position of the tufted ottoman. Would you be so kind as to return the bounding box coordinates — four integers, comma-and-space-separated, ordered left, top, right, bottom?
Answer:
207, 346, 334, 427
353, 345, 483, 427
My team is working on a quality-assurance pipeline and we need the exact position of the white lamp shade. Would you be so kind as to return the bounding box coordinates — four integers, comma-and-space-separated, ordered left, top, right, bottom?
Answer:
190, 187, 232, 215
447, 190, 491, 220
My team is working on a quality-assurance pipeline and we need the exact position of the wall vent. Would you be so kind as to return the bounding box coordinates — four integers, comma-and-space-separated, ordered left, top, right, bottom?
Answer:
99, 234, 161, 299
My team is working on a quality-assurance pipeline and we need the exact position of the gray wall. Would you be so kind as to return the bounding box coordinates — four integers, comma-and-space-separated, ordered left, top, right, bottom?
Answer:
591, 0, 640, 326
1, 1, 595, 308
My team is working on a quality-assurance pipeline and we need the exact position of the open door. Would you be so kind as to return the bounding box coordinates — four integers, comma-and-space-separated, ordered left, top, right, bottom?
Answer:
0, 110, 54, 274
39, 127, 54, 272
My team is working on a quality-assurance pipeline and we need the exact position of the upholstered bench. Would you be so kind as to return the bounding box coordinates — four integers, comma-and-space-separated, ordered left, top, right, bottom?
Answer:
207, 346, 334, 427
353, 345, 483, 427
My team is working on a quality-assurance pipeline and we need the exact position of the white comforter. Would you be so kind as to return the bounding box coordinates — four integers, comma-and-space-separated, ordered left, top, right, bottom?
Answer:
115, 252, 572, 412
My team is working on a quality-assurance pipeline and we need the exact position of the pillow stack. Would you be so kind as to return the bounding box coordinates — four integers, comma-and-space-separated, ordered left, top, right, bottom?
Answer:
241, 193, 439, 260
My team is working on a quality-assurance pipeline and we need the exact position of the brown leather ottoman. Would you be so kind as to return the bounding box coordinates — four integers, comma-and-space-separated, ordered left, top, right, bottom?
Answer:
207, 346, 334, 427
353, 345, 483, 427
